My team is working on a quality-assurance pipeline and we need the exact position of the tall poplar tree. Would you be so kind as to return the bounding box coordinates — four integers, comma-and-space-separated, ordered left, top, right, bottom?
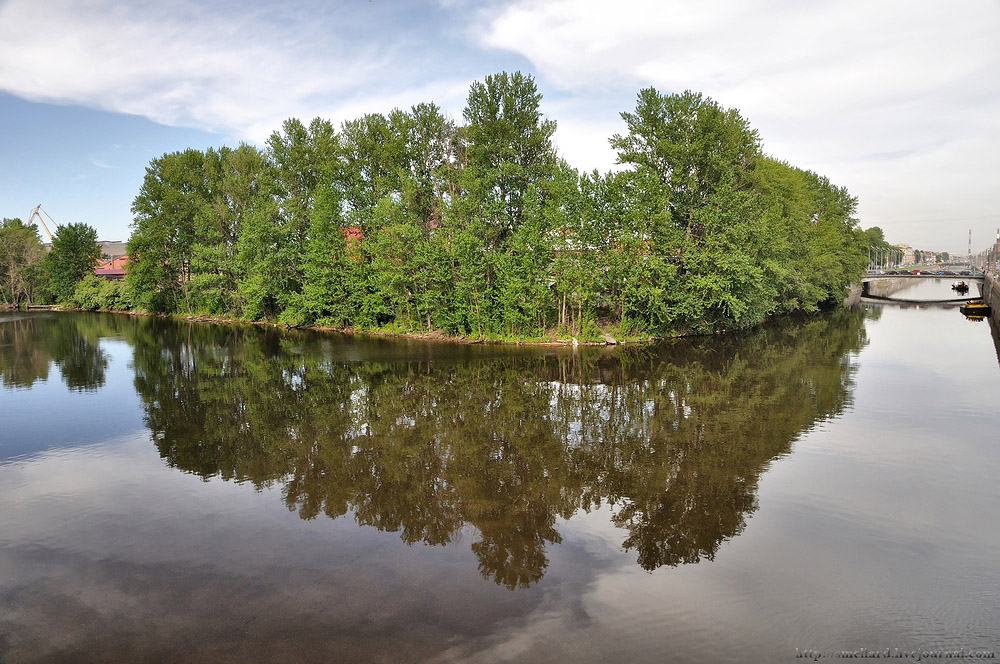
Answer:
462, 71, 557, 248
127, 148, 208, 313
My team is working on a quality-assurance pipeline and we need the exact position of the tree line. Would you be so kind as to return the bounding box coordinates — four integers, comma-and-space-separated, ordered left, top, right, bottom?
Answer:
4, 72, 871, 338
0, 217, 106, 309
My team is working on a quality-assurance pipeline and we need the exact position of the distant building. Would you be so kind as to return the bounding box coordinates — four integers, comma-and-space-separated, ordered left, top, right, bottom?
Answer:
894, 244, 914, 265
94, 253, 128, 281
342, 226, 363, 243
98, 240, 128, 258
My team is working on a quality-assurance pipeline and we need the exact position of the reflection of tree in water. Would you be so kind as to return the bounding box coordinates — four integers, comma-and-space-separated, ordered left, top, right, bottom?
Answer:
47, 315, 111, 391
128, 309, 867, 588
0, 313, 110, 391
591, 318, 861, 569
0, 315, 51, 388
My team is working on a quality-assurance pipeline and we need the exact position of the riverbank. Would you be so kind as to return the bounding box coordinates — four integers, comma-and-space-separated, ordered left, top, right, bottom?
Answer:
982, 271, 999, 315
21, 305, 657, 347
21, 289, 855, 347
17, 296, 860, 346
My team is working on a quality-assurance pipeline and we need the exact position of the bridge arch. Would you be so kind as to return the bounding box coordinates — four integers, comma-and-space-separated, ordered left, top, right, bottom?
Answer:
859, 273, 984, 305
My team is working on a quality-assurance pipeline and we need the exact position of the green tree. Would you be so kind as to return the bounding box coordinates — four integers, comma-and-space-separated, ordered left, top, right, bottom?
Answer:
262, 117, 340, 317
462, 71, 557, 248
611, 88, 760, 232
70, 275, 132, 311
339, 112, 406, 224
609, 89, 772, 333
234, 196, 287, 320
0, 217, 45, 307
295, 185, 357, 327
801, 172, 865, 300
400, 102, 460, 229
455, 71, 560, 336
189, 144, 269, 314
749, 158, 831, 312
673, 178, 777, 333
127, 149, 208, 313
45, 222, 101, 302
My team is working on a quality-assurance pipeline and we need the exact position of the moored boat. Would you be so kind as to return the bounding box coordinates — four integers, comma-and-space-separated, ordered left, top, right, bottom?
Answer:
959, 300, 991, 317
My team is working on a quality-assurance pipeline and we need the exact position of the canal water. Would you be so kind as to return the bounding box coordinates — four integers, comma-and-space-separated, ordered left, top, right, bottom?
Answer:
2, 281, 998, 663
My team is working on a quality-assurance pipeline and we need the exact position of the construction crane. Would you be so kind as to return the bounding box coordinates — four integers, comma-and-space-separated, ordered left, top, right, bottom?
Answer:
27, 204, 59, 243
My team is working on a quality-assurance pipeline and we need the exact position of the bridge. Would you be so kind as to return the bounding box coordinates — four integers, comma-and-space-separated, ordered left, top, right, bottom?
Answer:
861, 273, 984, 283
860, 294, 980, 305
859, 272, 985, 305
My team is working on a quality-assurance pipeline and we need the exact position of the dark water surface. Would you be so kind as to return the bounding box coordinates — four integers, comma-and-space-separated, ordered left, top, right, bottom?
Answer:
2, 290, 999, 663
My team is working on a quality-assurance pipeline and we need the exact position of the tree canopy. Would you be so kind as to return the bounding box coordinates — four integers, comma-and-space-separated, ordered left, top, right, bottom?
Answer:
0, 217, 46, 307
121, 72, 869, 339
46, 222, 102, 302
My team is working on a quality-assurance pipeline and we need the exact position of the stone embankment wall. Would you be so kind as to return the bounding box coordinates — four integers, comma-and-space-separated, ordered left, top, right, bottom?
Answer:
983, 273, 1000, 366
847, 277, 921, 305
983, 273, 1000, 315
863, 278, 918, 299
844, 284, 862, 306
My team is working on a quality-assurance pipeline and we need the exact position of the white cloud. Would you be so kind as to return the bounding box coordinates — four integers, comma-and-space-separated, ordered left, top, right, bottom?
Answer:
0, 0, 462, 142
480, 0, 1000, 250
540, 98, 621, 174
2, 0, 998, 250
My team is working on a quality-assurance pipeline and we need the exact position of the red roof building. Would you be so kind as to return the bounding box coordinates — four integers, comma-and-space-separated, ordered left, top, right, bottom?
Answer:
95, 255, 129, 280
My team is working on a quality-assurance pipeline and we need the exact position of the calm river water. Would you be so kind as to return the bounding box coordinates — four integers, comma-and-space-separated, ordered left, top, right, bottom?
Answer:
2, 279, 999, 663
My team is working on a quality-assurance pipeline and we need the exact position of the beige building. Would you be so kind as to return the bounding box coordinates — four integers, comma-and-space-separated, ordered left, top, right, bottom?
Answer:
99, 241, 128, 258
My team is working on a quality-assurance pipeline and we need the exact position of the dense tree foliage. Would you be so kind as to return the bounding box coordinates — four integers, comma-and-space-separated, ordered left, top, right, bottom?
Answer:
0, 218, 46, 307
862, 226, 902, 267
124, 73, 869, 338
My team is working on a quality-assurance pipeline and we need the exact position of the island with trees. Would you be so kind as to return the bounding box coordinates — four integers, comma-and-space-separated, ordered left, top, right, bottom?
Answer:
3, 72, 875, 341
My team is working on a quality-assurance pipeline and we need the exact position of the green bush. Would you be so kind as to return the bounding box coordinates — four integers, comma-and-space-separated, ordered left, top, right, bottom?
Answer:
71, 275, 105, 309
579, 318, 604, 343
99, 279, 133, 311
70, 276, 133, 311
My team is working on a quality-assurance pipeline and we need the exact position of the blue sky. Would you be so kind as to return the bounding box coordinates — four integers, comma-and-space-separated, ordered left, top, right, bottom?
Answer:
1, 0, 998, 253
